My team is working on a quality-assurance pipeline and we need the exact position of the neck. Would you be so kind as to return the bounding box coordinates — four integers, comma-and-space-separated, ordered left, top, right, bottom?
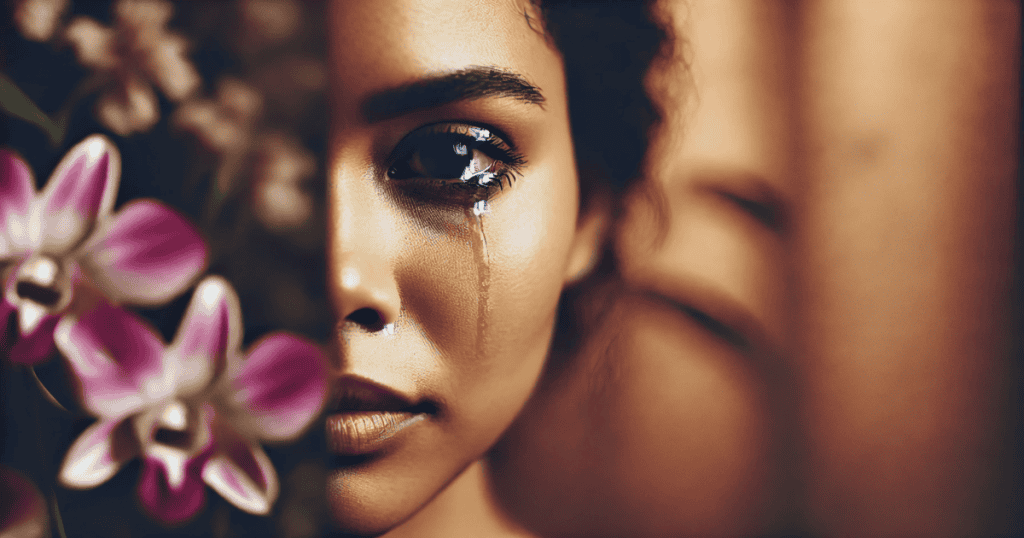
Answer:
381, 459, 537, 538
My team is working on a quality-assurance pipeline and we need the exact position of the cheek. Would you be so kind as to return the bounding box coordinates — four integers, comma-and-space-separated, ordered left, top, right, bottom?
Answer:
397, 215, 483, 359
479, 162, 579, 363
600, 303, 777, 536
439, 163, 579, 434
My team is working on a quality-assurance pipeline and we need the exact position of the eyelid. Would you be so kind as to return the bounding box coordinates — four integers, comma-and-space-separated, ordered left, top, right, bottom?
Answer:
634, 282, 773, 360
383, 121, 529, 208
386, 121, 522, 165
385, 121, 528, 191
691, 175, 789, 233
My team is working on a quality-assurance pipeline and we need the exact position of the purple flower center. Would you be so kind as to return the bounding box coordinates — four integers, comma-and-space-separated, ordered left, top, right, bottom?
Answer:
14, 256, 68, 307
16, 282, 61, 306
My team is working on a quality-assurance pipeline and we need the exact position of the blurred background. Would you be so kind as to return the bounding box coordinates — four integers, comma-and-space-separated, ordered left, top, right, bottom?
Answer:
2, 0, 1021, 536
494, 1, 1022, 536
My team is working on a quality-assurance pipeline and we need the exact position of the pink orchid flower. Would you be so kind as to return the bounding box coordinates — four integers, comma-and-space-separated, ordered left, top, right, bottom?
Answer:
0, 134, 206, 365
56, 276, 328, 524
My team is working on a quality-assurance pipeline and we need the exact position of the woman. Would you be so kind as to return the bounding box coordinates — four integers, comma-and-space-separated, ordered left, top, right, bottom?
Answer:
321, 0, 668, 536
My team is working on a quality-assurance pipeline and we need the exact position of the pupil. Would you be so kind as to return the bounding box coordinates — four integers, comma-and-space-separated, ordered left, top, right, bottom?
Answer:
418, 138, 472, 179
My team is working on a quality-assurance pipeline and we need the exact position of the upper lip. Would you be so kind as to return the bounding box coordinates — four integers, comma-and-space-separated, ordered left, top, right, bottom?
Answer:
329, 377, 418, 413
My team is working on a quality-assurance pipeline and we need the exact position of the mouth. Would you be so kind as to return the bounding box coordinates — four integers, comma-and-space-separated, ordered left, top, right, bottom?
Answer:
325, 378, 433, 457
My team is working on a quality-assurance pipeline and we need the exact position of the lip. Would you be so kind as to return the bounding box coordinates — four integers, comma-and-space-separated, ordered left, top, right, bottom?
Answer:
326, 378, 428, 456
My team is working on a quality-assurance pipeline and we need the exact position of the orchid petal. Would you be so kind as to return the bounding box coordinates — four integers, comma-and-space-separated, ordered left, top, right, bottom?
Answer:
55, 300, 164, 418
135, 401, 215, 475
138, 456, 207, 525
79, 199, 207, 306
0, 298, 14, 344
2, 263, 59, 365
7, 311, 58, 365
227, 333, 327, 441
34, 135, 119, 253
17, 300, 47, 335
0, 150, 35, 256
168, 277, 241, 396
202, 427, 278, 515
59, 418, 137, 489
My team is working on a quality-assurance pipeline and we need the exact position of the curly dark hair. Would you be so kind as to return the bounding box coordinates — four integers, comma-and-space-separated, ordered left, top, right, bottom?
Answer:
529, 0, 673, 375
534, 0, 672, 210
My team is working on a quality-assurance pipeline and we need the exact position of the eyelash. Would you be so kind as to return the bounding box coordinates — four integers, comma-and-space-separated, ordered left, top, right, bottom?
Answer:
386, 123, 527, 199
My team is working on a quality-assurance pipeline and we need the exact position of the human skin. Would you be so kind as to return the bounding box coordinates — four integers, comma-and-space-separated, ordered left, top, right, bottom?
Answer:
323, 0, 601, 535
491, 0, 797, 536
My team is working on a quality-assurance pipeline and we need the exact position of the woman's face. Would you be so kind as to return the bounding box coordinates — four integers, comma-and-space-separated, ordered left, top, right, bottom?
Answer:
323, 0, 594, 534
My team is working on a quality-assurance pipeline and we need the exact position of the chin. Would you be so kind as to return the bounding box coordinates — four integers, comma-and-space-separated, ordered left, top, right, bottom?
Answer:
326, 468, 422, 537
324, 439, 474, 537
322, 378, 452, 536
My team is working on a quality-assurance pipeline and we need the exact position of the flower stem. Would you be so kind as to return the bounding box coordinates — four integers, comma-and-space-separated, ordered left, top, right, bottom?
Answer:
23, 365, 66, 538
29, 365, 69, 413
50, 490, 68, 538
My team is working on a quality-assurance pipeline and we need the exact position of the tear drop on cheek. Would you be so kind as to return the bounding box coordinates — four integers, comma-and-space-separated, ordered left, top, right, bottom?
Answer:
466, 203, 491, 359
472, 199, 489, 216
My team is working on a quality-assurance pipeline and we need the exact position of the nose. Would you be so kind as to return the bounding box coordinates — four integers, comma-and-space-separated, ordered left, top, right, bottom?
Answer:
326, 157, 401, 332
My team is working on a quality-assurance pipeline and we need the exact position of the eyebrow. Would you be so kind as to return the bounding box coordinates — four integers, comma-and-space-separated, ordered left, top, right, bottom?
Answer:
360, 66, 546, 123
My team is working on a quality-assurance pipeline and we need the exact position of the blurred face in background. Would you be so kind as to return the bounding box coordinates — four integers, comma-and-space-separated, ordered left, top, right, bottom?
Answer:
492, 1, 796, 536
494, 1, 1020, 536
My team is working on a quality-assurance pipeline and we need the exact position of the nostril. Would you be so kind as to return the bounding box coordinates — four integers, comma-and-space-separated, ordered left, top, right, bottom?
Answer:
347, 308, 384, 331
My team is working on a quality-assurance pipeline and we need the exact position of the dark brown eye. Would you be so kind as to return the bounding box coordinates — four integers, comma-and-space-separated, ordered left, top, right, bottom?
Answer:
386, 123, 525, 195
389, 137, 500, 183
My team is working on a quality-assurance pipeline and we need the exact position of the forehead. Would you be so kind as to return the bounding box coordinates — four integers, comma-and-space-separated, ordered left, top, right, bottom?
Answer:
326, 0, 557, 111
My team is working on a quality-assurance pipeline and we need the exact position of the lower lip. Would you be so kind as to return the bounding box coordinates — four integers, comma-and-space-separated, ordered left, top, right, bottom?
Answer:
325, 411, 425, 456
